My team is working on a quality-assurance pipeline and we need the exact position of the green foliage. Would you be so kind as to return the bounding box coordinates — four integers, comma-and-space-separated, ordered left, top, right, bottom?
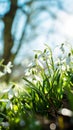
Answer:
0, 61, 41, 130
0, 43, 73, 129
0, 82, 41, 130
23, 43, 73, 115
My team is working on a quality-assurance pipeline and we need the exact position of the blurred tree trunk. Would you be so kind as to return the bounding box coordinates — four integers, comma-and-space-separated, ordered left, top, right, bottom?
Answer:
2, 0, 17, 82
3, 0, 17, 65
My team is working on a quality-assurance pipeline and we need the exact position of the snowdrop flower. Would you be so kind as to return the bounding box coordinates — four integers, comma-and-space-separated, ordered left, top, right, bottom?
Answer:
4, 61, 13, 74
20, 120, 25, 126
61, 65, 66, 71
0, 71, 5, 77
2, 122, 9, 128
37, 59, 44, 69
8, 89, 14, 99
28, 62, 36, 68
6, 101, 12, 110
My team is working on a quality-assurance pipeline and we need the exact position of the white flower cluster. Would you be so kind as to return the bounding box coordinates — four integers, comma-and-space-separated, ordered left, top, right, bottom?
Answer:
0, 61, 13, 78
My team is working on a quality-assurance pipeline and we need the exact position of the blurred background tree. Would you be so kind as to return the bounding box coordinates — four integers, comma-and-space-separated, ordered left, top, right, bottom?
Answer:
0, 0, 73, 80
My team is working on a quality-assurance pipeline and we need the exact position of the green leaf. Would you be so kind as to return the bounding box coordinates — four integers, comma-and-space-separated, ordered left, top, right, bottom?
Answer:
23, 77, 46, 102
